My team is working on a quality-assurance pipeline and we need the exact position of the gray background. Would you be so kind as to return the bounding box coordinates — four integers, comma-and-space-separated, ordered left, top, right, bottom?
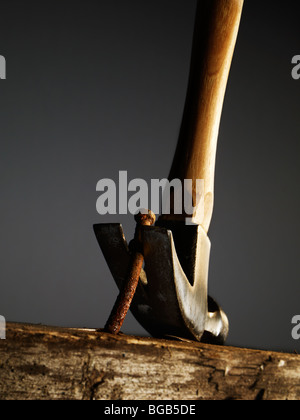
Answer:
0, 0, 299, 353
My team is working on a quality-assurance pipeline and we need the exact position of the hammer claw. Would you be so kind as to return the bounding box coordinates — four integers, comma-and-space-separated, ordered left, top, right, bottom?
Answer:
94, 223, 228, 344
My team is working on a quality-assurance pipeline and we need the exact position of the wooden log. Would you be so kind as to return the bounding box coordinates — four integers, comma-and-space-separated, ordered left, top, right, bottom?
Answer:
0, 322, 299, 400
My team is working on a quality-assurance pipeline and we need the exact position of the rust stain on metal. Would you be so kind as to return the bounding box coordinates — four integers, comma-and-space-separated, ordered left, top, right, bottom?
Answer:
105, 210, 156, 335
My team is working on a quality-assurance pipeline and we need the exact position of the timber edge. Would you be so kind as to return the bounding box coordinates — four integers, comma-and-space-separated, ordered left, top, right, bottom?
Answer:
0, 322, 299, 400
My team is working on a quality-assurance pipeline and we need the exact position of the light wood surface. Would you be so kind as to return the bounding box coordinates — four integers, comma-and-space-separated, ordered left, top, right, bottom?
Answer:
164, 0, 244, 231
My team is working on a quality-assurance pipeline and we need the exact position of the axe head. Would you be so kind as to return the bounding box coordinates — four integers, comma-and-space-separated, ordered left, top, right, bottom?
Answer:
93, 222, 228, 344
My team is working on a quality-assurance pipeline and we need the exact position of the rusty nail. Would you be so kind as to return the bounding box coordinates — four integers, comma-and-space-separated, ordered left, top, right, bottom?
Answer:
104, 209, 156, 335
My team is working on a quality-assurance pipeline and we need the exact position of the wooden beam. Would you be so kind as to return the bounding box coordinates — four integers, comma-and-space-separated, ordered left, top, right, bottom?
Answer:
0, 322, 299, 400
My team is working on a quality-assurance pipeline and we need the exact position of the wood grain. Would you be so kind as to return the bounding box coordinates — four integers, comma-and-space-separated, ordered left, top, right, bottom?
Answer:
0, 323, 299, 400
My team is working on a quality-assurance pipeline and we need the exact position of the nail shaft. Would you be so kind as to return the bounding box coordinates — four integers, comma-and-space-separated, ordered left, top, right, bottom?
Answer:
104, 210, 156, 335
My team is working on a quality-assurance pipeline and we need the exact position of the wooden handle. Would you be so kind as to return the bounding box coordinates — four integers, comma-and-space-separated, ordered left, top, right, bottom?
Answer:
162, 0, 244, 232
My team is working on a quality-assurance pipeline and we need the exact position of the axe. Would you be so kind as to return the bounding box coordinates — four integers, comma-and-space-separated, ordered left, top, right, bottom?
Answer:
94, 0, 244, 344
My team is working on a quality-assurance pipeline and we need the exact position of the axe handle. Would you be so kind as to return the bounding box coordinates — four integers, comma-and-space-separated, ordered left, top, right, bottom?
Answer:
162, 0, 244, 232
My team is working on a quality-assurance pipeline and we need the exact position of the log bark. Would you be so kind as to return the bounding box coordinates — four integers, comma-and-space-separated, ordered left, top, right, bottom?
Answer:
0, 322, 299, 400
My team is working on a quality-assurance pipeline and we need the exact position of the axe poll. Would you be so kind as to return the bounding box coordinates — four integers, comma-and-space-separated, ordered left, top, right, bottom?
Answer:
94, 0, 244, 344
